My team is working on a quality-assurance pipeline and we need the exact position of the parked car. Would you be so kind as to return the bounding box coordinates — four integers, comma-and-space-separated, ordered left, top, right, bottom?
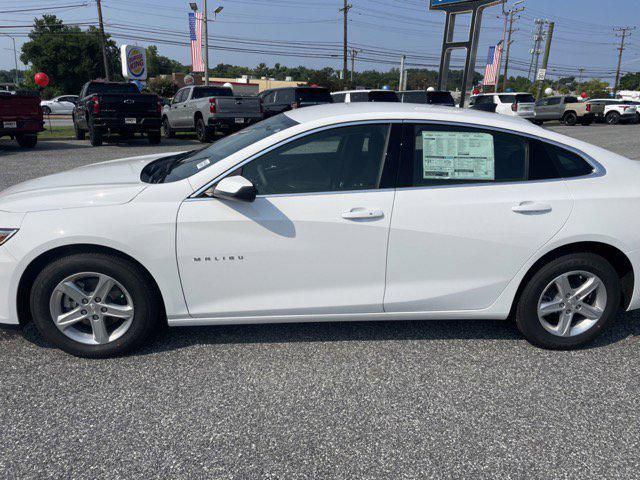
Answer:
398, 90, 455, 106
589, 99, 638, 125
469, 93, 536, 120
72, 81, 162, 147
40, 95, 78, 115
162, 85, 262, 142
0, 90, 44, 148
1, 103, 639, 357
533, 96, 604, 126
331, 89, 399, 103
259, 86, 333, 118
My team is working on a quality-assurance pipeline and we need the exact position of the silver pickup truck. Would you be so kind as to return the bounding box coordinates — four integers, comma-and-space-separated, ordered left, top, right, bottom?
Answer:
162, 86, 263, 142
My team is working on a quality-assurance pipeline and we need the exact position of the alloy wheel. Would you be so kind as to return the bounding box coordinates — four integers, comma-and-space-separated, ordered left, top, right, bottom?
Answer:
537, 270, 607, 338
49, 272, 135, 345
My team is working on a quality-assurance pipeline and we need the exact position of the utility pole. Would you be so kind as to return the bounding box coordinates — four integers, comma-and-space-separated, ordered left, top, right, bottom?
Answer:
536, 21, 554, 100
501, 1, 525, 92
203, 0, 209, 86
495, 0, 524, 92
350, 49, 359, 84
95, 0, 110, 81
0, 34, 18, 85
614, 26, 635, 94
339, 1, 352, 86
527, 19, 544, 82
578, 67, 585, 83
399, 55, 406, 91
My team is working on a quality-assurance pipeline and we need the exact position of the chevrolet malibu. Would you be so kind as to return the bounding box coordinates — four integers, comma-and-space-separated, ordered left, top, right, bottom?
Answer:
1, 103, 638, 357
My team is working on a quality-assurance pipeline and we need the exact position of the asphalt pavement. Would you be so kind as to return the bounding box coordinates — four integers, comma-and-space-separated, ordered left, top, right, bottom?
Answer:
1, 124, 639, 479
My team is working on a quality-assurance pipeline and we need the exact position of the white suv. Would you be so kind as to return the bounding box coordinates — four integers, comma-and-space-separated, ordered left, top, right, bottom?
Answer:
590, 99, 638, 125
470, 93, 536, 119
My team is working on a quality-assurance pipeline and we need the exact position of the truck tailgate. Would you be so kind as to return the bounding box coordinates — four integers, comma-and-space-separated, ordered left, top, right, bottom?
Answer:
98, 94, 158, 118
0, 92, 41, 118
214, 97, 262, 117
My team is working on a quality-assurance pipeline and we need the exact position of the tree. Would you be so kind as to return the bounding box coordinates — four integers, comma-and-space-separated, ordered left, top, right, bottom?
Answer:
146, 45, 189, 77
20, 15, 121, 97
147, 76, 179, 98
619, 72, 640, 91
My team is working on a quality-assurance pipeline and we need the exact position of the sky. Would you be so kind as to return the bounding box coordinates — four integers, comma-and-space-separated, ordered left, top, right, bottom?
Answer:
1, 0, 639, 85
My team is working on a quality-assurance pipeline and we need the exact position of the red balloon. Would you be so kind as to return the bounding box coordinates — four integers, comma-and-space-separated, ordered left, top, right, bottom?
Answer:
310, 84, 318, 88
34, 72, 49, 87
581, 91, 587, 99
473, 89, 480, 95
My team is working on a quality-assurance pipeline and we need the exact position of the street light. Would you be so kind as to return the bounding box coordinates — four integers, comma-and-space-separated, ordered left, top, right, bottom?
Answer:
0, 33, 19, 86
189, 2, 198, 11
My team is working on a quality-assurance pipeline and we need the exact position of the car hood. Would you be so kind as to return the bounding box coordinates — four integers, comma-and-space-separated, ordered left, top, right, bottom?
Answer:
0, 152, 181, 214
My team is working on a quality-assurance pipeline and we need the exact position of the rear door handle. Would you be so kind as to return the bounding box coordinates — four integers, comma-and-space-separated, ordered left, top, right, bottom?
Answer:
512, 201, 552, 214
342, 208, 384, 220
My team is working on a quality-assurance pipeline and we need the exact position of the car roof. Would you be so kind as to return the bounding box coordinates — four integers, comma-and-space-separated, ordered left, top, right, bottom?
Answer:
285, 102, 537, 130
331, 89, 395, 95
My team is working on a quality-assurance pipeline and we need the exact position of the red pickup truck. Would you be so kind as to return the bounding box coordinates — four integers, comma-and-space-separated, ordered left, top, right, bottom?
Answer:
0, 90, 44, 148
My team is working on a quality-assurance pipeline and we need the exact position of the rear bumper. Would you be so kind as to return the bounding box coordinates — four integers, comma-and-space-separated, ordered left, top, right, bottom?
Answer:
93, 117, 161, 131
208, 117, 262, 129
0, 118, 44, 136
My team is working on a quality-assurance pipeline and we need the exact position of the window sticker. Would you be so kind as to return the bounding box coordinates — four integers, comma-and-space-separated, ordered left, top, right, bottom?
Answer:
196, 158, 211, 170
421, 131, 495, 180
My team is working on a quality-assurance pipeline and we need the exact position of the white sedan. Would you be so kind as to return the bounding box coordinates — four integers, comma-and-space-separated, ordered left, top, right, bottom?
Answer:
0, 103, 638, 357
40, 95, 78, 115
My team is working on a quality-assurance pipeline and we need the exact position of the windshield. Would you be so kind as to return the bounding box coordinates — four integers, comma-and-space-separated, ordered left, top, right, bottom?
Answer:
297, 88, 332, 104
86, 83, 139, 95
141, 114, 299, 183
369, 91, 399, 102
192, 87, 233, 99
500, 94, 535, 104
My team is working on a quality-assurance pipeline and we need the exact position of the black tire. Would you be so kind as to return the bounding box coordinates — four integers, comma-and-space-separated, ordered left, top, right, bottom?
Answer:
195, 117, 212, 143
16, 133, 38, 148
162, 117, 175, 138
605, 111, 621, 125
89, 123, 103, 147
73, 120, 85, 140
533, 120, 544, 126
148, 129, 161, 145
30, 253, 161, 358
42, 106, 51, 115
515, 253, 620, 350
562, 112, 578, 126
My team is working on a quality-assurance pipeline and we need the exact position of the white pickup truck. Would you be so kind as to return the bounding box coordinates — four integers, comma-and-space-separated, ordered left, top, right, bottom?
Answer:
162, 85, 263, 142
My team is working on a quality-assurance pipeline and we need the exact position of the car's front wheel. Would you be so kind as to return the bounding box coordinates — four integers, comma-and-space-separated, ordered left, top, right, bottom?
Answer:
30, 253, 161, 358
42, 106, 51, 115
515, 253, 620, 350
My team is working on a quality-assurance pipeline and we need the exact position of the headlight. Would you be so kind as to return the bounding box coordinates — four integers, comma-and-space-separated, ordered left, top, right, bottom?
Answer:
0, 229, 18, 245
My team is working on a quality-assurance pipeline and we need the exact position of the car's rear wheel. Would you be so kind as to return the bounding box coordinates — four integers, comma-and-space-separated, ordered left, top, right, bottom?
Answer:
148, 130, 161, 145
89, 123, 103, 147
30, 253, 161, 358
195, 117, 212, 143
16, 133, 38, 148
73, 120, 85, 140
562, 112, 578, 126
605, 111, 621, 125
515, 253, 620, 350
162, 117, 175, 138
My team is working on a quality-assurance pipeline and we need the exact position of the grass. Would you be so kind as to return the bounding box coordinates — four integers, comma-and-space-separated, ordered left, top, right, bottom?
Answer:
40, 125, 76, 139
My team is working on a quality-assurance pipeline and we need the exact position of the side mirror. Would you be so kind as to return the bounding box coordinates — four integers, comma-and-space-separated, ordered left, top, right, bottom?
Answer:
213, 175, 257, 203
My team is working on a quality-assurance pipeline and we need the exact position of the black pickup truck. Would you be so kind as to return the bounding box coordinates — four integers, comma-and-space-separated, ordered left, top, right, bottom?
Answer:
72, 81, 162, 146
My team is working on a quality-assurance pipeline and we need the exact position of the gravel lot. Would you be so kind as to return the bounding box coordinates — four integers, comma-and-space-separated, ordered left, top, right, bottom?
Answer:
1, 124, 639, 479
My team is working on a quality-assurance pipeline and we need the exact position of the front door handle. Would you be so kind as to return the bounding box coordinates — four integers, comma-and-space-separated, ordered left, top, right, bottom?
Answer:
342, 208, 384, 220
512, 201, 552, 214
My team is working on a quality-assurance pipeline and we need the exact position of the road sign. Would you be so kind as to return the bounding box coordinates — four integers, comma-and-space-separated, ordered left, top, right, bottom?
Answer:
536, 68, 547, 81
430, 0, 501, 11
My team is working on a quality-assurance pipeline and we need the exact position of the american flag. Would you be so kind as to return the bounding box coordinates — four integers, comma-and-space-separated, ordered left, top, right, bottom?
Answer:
189, 12, 205, 73
483, 43, 502, 86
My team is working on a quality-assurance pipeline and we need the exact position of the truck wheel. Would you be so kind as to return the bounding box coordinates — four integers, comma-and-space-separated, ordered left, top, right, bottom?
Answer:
16, 133, 38, 148
73, 121, 85, 140
605, 111, 621, 125
195, 118, 212, 143
162, 117, 175, 138
148, 130, 161, 145
562, 112, 578, 126
89, 124, 103, 147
